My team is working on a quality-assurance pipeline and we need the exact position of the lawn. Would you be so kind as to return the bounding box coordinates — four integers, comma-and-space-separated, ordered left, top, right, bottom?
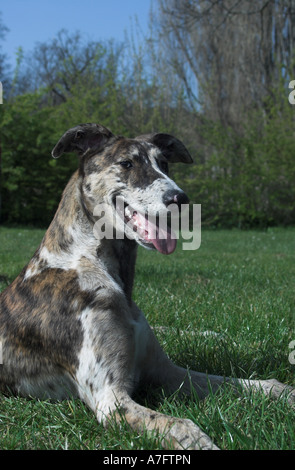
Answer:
0, 226, 294, 450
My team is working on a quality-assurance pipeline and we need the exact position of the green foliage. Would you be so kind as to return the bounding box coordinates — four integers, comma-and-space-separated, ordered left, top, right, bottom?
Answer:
181, 92, 295, 227
0, 92, 76, 225
1, 29, 295, 227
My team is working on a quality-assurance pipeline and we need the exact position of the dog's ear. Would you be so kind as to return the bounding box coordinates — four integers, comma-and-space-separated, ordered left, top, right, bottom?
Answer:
135, 133, 193, 164
52, 123, 114, 159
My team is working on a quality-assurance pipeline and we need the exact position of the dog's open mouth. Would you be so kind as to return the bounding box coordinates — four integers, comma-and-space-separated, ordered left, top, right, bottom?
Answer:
115, 200, 177, 255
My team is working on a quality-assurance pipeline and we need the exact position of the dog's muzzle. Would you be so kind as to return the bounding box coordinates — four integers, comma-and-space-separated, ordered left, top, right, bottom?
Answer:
162, 189, 190, 208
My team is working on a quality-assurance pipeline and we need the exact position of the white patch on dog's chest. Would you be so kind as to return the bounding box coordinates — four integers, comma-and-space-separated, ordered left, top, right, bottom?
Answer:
75, 307, 113, 416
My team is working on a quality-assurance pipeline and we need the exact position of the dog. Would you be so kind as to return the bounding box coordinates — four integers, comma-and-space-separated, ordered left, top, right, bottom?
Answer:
0, 123, 294, 450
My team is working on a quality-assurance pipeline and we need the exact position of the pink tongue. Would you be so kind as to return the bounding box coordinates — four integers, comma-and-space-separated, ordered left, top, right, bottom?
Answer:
134, 212, 177, 255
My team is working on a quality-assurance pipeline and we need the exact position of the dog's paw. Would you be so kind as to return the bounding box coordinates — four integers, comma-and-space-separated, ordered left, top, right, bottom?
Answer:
259, 379, 295, 404
162, 418, 219, 450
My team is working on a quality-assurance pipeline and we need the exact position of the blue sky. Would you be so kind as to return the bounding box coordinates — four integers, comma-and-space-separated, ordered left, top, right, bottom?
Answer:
1, 0, 152, 67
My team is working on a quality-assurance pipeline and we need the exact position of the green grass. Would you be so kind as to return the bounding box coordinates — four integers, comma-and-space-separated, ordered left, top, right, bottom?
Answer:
0, 226, 294, 450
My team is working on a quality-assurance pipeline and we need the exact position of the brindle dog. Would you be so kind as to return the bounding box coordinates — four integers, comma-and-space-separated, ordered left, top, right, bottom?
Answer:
0, 124, 294, 449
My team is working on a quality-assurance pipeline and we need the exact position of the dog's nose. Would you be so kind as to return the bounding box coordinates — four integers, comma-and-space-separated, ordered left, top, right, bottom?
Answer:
163, 189, 189, 208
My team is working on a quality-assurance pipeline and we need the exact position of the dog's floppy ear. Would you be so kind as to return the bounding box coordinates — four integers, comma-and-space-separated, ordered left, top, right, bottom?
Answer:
52, 123, 114, 159
135, 133, 193, 164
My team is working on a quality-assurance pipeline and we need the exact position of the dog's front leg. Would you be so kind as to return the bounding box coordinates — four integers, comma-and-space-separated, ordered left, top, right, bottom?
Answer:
142, 334, 295, 405
131, 303, 228, 399
109, 392, 219, 450
141, 334, 295, 405
162, 366, 295, 404
132, 305, 295, 404
73, 304, 218, 449
76, 365, 219, 449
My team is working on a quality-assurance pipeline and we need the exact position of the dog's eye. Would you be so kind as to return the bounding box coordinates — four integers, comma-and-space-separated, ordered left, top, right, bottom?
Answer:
119, 161, 133, 169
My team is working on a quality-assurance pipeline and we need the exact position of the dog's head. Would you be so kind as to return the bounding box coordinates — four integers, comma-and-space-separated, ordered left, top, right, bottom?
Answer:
52, 123, 193, 254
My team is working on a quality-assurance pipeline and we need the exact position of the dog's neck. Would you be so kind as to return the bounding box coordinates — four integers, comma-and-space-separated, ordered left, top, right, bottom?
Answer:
41, 171, 138, 301
102, 238, 138, 303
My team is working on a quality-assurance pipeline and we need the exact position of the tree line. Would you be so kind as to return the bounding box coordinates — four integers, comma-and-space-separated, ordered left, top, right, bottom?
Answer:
1, 0, 295, 228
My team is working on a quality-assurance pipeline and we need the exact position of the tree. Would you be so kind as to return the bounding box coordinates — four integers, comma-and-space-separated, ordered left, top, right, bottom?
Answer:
0, 13, 12, 222
0, 12, 10, 91
0, 31, 130, 225
155, 0, 295, 128
1, 9, 295, 227
15, 30, 123, 104
148, 0, 295, 226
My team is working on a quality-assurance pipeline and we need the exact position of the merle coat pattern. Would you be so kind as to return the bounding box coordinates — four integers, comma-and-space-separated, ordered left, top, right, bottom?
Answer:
0, 124, 294, 450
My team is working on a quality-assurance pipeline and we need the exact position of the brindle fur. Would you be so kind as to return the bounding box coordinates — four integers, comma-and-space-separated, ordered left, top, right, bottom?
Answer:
0, 123, 294, 450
